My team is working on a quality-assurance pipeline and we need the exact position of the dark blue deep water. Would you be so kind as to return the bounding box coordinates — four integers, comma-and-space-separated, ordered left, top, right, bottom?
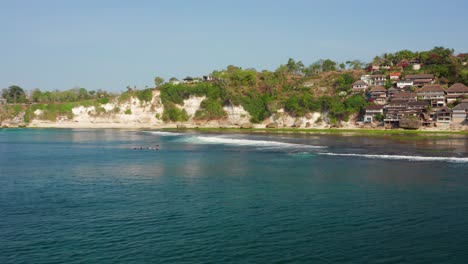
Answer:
1, 128, 468, 263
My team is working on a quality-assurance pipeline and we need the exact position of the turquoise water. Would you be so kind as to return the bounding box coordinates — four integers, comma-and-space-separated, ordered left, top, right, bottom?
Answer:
1, 129, 468, 263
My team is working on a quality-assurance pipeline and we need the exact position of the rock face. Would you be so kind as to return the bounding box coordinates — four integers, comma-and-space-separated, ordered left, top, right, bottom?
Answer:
399, 118, 421, 129
266, 122, 278, 128
2, 90, 404, 130
270, 110, 323, 128
293, 119, 303, 128
240, 123, 253, 129
223, 104, 251, 125
177, 96, 205, 119
0, 112, 26, 127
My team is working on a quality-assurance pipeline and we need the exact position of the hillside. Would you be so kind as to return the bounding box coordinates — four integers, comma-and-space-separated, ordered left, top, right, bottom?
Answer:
1, 46, 467, 130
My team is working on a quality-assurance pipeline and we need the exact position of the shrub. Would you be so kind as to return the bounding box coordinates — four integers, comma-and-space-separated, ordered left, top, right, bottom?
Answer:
99, 97, 110, 104
125, 109, 132, 115
135, 89, 154, 102
194, 99, 227, 120
162, 103, 189, 122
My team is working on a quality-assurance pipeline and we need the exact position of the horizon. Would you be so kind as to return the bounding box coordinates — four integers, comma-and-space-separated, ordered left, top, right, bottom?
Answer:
1, 0, 467, 92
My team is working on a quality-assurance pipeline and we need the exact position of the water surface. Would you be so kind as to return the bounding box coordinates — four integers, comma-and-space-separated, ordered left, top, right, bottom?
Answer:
1, 129, 467, 263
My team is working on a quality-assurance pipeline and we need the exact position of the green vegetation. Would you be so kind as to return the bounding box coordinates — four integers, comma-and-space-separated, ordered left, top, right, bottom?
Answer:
124, 109, 132, 115
135, 89, 154, 103
162, 103, 189, 122
154, 76, 165, 87
194, 98, 226, 120
162, 127, 468, 136
2, 86, 27, 104
2, 46, 467, 128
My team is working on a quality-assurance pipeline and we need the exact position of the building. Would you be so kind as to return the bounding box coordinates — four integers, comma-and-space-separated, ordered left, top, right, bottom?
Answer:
387, 87, 399, 97
352, 80, 369, 93
416, 84, 446, 108
396, 80, 413, 89
183, 77, 200, 84
446, 83, 468, 103
389, 72, 401, 80
405, 74, 435, 87
360, 75, 372, 85
371, 74, 386, 86
369, 85, 386, 98
203, 75, 215, 82
391, 92, 417, 102
364, 105, 384, 123
406, 101, 429, 111
368, 86, 387, 105
452, 100, 468, 123
435, 106, 452, 123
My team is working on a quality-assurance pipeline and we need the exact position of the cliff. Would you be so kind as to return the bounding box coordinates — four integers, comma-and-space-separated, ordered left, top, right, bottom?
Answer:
1, 90, 332, 129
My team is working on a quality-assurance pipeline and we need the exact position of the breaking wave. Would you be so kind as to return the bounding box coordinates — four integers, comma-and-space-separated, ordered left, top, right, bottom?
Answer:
318, 152, 468, 163
180, 135, 326, 149
145, 131, 183, 136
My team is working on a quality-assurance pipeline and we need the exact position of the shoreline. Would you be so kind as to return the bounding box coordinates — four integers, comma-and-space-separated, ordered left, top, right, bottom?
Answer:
4, 122, 467, 136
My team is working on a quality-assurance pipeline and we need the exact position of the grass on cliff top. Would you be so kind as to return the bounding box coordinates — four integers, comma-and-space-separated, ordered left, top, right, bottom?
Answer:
160, 127, 468, 137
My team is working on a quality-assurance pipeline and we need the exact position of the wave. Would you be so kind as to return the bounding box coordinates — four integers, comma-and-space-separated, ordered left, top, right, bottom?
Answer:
179, 135, 326, 149
317, 152, 468, 163
145, 131, 183, 136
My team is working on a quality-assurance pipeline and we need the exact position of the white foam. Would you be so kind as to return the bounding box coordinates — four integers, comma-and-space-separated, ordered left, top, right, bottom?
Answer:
318, 152, 468, 163
146, 131, 183, 136
181, 135, 326, 149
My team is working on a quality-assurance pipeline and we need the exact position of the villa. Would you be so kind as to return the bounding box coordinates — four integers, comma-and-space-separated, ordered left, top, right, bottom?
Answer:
452, 100, 468, 123
416, 84, 446, 108
405, 74, 435, 87
364, 105, 384, 123
446, 83, 468, 103
352, 80, 369, 93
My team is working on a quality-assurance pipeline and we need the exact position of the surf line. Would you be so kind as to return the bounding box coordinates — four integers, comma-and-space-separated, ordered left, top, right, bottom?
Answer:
317, 152, 468, 163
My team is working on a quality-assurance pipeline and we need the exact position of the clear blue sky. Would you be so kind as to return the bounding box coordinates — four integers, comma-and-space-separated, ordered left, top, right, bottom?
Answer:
1, 0, 467, 92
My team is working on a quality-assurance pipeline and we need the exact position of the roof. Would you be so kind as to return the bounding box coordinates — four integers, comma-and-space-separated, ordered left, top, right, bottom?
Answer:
393, 92, 417, 98
370, 85, 386, 92
388, 87, 398, 92
406, 74, 434, 79
453, 102, 468, 110
353, 80, 368, 86
437, 106, 452, 113
371, 74, 386, 78
366, 105, 384, 110
417, 84, 445, 93
407, 101, 429, 106
447, 83, 468, 93
390, 72, 402, 76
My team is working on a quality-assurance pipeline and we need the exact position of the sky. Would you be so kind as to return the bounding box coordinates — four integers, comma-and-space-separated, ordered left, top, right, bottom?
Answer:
1, 0, 467, 93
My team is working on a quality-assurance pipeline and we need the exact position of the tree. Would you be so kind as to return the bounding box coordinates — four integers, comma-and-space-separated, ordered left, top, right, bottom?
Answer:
169, 77, 179, 82
335, 73, 355, 92
31, 89, 42, 103
339, 63, 346, 70
2, 85, 27, 103
285, 58, 304, 75
78, 88, 88, 99
154, 76, 165, 87
322, 59, 337, 72
346, 60, 364, 70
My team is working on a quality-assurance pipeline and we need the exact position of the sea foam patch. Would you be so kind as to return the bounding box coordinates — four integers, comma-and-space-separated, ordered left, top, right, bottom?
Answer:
145, 131, 183, 136
318, 152, 468, 163
178, 135, 326, 149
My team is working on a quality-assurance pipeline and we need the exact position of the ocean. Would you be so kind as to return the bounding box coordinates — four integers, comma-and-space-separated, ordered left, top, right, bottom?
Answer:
1, 128, 468, 263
